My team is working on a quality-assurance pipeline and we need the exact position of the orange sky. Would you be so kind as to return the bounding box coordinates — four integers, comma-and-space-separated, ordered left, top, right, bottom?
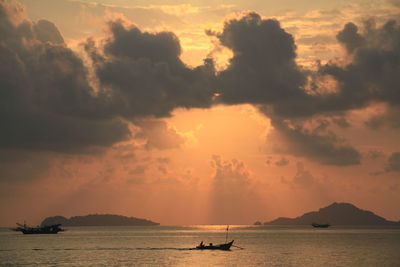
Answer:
0, 0, 399, 226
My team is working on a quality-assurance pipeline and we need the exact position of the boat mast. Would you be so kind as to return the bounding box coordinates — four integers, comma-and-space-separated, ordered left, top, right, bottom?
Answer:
225, 225, 229, 243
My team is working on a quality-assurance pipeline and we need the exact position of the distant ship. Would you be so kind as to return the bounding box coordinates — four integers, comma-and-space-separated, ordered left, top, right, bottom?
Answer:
12, 222, 65, 234
311, 223, 331, 228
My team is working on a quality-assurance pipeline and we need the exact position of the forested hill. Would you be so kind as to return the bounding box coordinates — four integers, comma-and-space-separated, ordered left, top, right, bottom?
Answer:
263, 202, 400, 226
41, 214, 160, 226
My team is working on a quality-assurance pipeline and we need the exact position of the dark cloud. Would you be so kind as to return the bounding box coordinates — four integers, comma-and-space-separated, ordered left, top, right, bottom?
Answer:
385, 152, 400, 172
0, 0, 130, 153
0, 150, 49, 183
321, 19, 400, 115
210, 13, 400, 165
214, 15, 400, 122
208, 13, 361, 166
212, 12, 308, 107
211, 12, 332, 123
1, 1, 398, 169
86, 20, 216, 118
373, 151, 400, 175
267, 118, 361, 166
0, 0, 216, 155
275, 157, 290, 167
332, 116, 350, 128
336, 22, 365, 53
364, 105, 400, 129
33, 19, 64, 44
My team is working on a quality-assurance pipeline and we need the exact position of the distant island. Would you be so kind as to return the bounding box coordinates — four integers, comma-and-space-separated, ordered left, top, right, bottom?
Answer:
41, 214, 160, 227
259, 202, 400, 226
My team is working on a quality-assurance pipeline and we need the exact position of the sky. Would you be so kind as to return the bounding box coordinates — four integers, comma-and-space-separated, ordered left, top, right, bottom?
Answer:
0, 0, 400, 226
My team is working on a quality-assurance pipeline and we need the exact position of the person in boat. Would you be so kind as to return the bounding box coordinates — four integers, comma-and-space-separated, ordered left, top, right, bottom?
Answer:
199, 241, 205, 248
209, 243, 213, 246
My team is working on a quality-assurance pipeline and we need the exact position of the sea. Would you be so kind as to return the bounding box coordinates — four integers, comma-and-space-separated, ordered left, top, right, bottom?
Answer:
1, 225, 400, 266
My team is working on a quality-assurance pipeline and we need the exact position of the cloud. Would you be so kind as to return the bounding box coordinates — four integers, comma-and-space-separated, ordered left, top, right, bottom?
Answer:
128, 164, 147, 175
0, 0, 130, 153
388, 0, 400, 8
134, 119, 186, 150
364, 105, 400, 129
285, 162, 337, 205
332, 116, 350, 128
385, 152, 400, 172
0, 150, 50, 183
212, 12, 308, 107
19, 0, 185, 39
0, 0, 215, 154
320, 19, 400, 116
209, 13, 400, 166
213, 13, 400, 122
209, 155, 262, 224
267, 118, 361, 166
297, 34, 336, 46
336, 22, 365, 54
33, 19, 64, 44
86, 19, 216, 118
372, 151, 400, 175
209, 12, 363, 166
1, 0, 398, 169
275, 157, 290, 167
292, 162, 316, 187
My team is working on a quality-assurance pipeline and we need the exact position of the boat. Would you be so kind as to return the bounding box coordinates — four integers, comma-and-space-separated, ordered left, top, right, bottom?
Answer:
311, 223, 331, 228
12, 222, 65, 234
196, 240, 234, 250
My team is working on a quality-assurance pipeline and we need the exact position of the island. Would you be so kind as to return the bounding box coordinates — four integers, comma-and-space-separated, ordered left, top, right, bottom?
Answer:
259, 202, 400, 226
41, 214, 160, 227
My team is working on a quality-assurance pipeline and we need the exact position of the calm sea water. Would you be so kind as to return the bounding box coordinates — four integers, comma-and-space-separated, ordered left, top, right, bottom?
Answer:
1, 225, 399, 266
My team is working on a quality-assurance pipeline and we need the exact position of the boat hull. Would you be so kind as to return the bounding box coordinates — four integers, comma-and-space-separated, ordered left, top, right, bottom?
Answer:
12, 223, 64, 234
312, 223, 330, 228
196, 240, 234, 250
21, 230, 61, 234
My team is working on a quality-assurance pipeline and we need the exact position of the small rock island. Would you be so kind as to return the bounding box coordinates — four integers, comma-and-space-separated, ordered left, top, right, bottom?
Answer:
41, 214, 159, 227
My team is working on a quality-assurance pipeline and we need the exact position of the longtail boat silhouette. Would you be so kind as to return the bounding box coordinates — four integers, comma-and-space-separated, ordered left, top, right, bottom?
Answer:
195, 225, 240, 250
11, 222, 65, 234
196, 240, 234, 250
311, 223, 331, 228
